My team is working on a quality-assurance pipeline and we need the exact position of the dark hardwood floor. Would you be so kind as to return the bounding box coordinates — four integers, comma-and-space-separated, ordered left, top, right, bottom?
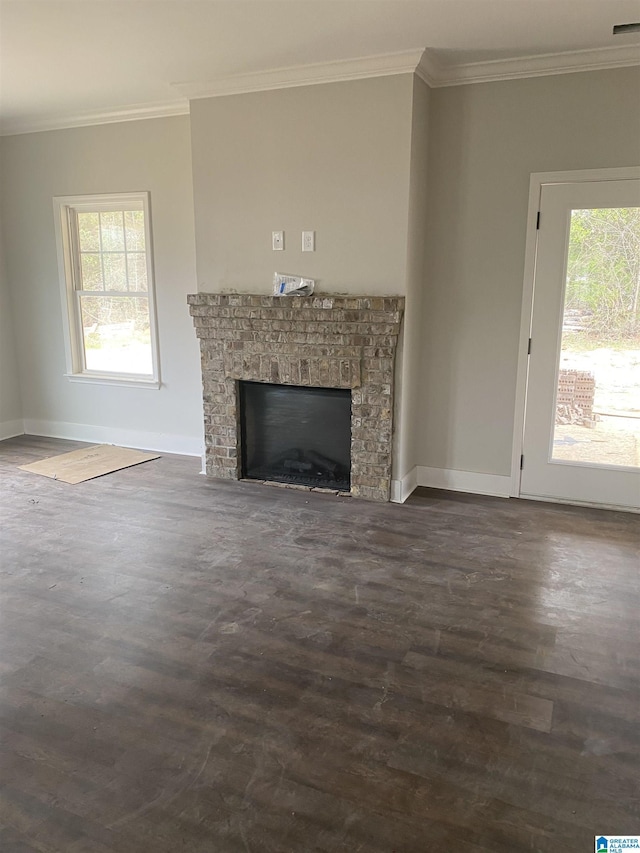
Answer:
0, 435, 638, 852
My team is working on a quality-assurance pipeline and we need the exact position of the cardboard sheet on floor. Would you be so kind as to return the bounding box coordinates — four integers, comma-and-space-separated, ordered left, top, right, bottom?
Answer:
18, 444, 160, 484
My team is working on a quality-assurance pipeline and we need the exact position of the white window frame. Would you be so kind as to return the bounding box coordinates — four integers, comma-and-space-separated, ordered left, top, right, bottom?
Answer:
53, 191, 161, 388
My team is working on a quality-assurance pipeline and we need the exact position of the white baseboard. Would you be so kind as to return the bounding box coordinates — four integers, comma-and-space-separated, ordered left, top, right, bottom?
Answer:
391, 464, 511, 503
22, 419, 203, 457
0, 419, 25, 441
416, 466, 511, 498
391, 466, 418, 503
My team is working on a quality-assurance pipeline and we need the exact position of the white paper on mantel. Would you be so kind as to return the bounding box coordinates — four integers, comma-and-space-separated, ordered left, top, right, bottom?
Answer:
273, 272, 315, 297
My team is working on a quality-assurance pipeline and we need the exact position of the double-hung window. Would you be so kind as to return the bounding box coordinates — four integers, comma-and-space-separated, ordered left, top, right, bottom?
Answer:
54, 192, 160, 386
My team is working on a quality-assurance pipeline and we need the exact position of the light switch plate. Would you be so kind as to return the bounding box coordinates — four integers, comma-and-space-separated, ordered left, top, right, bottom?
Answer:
272, 231, 284, 251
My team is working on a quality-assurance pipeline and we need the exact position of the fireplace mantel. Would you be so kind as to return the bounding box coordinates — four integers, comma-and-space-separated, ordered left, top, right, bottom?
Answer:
188, 293, 404, 501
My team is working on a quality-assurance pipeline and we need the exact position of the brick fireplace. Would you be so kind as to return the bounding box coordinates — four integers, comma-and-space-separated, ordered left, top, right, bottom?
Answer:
187, 293, 404, 501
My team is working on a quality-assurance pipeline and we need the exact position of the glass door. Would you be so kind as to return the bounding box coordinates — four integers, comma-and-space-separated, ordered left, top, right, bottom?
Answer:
520, 178, 640, 510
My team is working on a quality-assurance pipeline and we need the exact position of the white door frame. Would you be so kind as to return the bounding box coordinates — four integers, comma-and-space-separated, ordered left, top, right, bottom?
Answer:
510, 165, 640, 504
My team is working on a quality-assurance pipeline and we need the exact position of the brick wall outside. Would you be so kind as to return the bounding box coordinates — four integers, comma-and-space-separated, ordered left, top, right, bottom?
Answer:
188, 293, 404, 501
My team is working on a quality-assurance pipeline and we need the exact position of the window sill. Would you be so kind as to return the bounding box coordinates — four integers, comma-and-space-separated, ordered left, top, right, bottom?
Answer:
64, 373, 161, 390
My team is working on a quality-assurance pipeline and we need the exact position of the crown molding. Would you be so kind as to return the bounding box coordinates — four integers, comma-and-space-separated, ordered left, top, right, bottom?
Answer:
420, 43, 640, 88
414, 50, 441, 87
2, 42, 638, 136
179, 43, 640, 101
0, 100, 189, 137
174, 49, 425, 100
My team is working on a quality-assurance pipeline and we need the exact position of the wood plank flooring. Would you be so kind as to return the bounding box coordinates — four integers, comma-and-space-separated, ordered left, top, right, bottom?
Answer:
0, 435, 638, 852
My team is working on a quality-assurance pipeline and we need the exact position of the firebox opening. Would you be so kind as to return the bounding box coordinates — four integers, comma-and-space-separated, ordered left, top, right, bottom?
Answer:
239, 381, 351, 491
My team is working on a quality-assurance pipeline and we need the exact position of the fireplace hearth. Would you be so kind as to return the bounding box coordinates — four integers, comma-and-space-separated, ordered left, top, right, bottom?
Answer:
187, 293, 404, 501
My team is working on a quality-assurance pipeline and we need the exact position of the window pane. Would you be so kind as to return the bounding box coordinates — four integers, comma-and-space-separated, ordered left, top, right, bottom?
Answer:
100, 211, 125, 251
553, 207, 640, 468
103, 253, 127, 290
80, 295, 152, 375
77, 212, 100, 251
125, 210, 145, 250
127, 252, 148, 291
80, 253, 103, 291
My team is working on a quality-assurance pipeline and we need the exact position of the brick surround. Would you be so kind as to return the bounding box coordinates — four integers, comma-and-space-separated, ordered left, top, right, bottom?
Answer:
187, 293, 404, 501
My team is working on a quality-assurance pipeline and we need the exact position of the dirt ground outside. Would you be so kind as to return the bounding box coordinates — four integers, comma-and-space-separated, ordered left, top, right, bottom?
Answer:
554, 346, 640, 468
553, 420, 640, 467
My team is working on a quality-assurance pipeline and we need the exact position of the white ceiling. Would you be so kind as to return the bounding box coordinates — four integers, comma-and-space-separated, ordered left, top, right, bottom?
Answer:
1, 0, 639, 135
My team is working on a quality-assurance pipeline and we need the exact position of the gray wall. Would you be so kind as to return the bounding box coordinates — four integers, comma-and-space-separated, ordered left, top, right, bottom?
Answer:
395, 75, 429, 481
190, 74, 418, 480
190, 75, 414, 295
1, 116, 203, 453
418, 66, 640, 477
0, 140, 23, 435
2, 65, 638, 486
